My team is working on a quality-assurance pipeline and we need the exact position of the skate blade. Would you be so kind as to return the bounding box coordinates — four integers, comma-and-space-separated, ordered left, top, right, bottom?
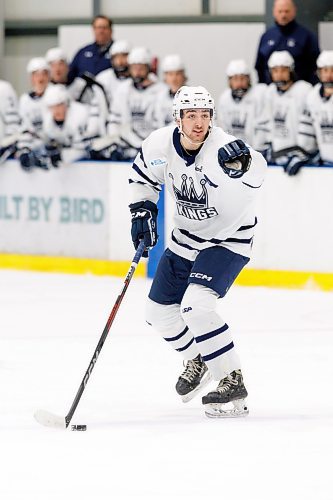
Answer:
181, 372, 213, 403
204, 399, 249, 418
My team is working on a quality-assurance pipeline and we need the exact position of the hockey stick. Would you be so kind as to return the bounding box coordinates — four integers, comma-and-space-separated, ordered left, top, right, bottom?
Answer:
34, 241, 146, 429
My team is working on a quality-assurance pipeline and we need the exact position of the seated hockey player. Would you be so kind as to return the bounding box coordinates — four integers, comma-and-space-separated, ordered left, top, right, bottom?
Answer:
256, 50, 312, 175
104, 46, 164, 161
217, 59, 267, 151
17, 57, 50, 155
0, 78, 20, 162
298, 50, 333, 165
153, 54, 187, 128
18, 85, 95, 170
96, 40, 131, 108
46, 47, 109, 136
129, 86, 267, 417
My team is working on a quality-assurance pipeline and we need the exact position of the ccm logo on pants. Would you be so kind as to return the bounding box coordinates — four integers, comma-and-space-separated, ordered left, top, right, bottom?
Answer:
190, 273, 212, 282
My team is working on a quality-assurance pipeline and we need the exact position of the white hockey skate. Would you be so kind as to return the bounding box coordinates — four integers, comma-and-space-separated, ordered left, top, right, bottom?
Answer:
176, 355, 212, 403
202, 369, 249, 418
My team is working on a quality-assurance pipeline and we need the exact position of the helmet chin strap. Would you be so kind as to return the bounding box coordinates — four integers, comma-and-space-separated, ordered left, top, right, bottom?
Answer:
178, 120, 212, 147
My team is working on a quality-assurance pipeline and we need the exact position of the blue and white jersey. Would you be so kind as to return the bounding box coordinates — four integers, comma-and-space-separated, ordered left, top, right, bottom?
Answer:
153, 84, 175, 129
108, 79, 164, 150
0, 80, 20, 141
298, 84, 333, 163
217, 84, 267, 151
129, 125, 267, 260
258, 80, 311, 153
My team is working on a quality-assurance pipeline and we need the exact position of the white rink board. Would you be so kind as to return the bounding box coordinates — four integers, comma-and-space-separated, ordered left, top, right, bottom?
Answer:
1, 160, 333, 273
0, 160, 133, 260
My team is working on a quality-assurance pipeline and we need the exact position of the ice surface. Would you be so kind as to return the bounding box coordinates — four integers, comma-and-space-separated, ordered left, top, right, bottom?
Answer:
0, 269, 332, 500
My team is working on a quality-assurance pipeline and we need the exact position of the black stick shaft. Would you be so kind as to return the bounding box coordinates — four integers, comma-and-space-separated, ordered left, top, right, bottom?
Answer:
64, 242, 146, 427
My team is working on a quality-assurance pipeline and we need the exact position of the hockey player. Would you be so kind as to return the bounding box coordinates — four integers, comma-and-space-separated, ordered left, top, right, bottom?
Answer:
129, 86, 267, 417
256, 50, 312, 174
106, 47, 164, 160
298, 50, 333, 164
96, 40, 131, 107
0, 79, 20, 162
18, 85, 95, 170
46, 47, 109, 137
18, 57, 50, 147
217, 59, 267, 151
154, 54, 187, 128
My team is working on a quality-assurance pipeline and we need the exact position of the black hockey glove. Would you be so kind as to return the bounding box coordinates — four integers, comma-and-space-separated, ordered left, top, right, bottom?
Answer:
18, 148, 48, 171
218, 139, 252, 178
129, 200, 158, 257
45, 141, 62, 168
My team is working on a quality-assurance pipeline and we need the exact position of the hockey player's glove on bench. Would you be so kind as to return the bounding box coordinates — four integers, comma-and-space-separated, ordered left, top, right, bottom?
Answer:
18, 148, 49, 172
45, 141, 62, 168
129, 200, 158, 258
218, 139, 252, 178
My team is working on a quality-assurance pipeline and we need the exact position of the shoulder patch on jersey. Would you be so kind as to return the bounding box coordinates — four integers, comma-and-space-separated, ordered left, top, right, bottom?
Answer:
150, 158, 167, 167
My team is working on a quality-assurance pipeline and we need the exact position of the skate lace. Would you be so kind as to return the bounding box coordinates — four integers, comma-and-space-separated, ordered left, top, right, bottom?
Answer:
181, 359, 203, 382
217, 374, 239, 394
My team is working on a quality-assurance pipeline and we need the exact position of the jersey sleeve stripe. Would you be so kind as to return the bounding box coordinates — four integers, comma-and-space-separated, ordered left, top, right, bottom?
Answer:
132, 163, 160, 187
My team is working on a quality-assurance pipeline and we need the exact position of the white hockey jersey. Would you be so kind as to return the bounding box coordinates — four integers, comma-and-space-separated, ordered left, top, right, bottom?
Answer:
96, 68, 125, 108
217, 84, 267, 151
298, 84, 333, 163
153, 84, 175, 129
108, 79, 164, 150
257, 80, 312, 153
129, 126, 267, 260
0, 80, 20, 142
41, 100, 89, 148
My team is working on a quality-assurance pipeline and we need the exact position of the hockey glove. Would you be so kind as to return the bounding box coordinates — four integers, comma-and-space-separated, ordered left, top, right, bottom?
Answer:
45, 141, 62, 168
218, 139, 251, 178
129, 200, 158, 257
18, 148, 50, 171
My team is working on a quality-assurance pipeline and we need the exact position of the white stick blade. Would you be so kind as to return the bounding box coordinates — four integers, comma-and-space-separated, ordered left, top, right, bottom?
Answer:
34, 409, 66, 429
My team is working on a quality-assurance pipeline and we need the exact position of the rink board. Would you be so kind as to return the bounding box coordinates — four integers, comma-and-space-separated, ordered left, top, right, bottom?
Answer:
0, 160, 332, 289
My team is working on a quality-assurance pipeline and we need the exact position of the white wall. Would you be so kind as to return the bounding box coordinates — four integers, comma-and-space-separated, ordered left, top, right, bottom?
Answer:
4, 0, 92, 20
100, 0, 202, 17
212, 0, 265, 15
319, 22, 333, 49
59, 23, 265, 100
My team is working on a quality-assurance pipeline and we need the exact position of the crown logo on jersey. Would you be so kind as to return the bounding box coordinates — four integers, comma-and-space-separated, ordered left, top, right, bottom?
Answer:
171, 173, 208, 208
231, 115, 246, 130
169, 173, 218, 220
274, 110, 287, 124
320, 116, 333, 129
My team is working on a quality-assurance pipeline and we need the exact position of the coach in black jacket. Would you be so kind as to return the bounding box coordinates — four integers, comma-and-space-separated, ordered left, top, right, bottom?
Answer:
255, 0, 320, 85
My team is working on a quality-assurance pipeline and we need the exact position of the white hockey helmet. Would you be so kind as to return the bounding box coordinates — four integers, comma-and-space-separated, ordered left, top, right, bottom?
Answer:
316, 50, 333, 69
27, 57, 49, 74
161, 54, 185, 73
44, 84, 69, 107
226, 59, 250, 77
110, 40, 131, 57
128, 47, 151, 66
172, 85, 215, 121
45, 47, 68, 64
268, 50, 294, 69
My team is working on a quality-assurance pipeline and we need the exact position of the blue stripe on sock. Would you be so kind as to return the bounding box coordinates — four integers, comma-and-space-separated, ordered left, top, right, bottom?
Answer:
164, 326, 189, 342
202, 341, 234, 361
196, 323, 229, 343
176, 337, 194, 352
